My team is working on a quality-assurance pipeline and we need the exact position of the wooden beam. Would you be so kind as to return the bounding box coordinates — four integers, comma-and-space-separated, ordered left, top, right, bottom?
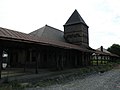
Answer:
7, 49, 11, 67
89, 54, 91, 65
84, 53, 87, 66
77, 53, 81, 67
65, 50, 68, 68
82, 52, 84, 67
87, 53, 90, 66
79, 52, 82, 67
101, 55, 103, 64
75, 54, 78, 68
24, 50, 28, 72
29, 50, 32, 63
69, 50, 72, 67
36, 52, 40, 74
0, 49, 3, 79
61, 53, 64, 70
85, 53, 87, 66
56, 55, 59, 70
96, 55, 98, 66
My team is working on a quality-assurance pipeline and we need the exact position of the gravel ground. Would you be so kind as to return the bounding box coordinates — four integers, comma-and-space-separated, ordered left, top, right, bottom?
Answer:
26, 67, 120, 90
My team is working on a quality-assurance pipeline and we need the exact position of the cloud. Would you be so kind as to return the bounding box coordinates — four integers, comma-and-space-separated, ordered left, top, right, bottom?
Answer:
0, 0, 120, 49
113, 15, 120, 24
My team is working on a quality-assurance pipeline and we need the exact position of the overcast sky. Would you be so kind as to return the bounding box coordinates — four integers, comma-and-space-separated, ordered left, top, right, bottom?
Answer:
0, 0, 120, 49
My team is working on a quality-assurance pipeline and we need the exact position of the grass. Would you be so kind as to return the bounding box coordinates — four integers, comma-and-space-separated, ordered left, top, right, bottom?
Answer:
0, 81, 24, 90
91, 60, 108, 65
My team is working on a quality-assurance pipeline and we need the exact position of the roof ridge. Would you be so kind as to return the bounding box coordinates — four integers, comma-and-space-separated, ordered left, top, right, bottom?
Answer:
45, 24, 63, 32
29, 25, 46, 34
40, 25, 47, 37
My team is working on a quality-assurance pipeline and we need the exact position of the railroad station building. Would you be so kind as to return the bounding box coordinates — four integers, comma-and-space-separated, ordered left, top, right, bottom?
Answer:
0, 10, 94, 78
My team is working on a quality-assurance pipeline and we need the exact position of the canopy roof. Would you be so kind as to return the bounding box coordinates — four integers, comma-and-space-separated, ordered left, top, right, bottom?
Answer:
0, 27, 93, 53
94, 49, 119, 57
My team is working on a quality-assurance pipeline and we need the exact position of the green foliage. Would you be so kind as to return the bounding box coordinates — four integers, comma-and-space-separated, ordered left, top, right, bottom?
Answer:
92, 60, 108, 65
0, 81, 31, 90
107, 44, 120, 56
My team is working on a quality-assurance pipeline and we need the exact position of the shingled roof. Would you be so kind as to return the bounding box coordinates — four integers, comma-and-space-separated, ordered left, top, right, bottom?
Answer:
64, 9, 88, 26
29, 25, 65, 42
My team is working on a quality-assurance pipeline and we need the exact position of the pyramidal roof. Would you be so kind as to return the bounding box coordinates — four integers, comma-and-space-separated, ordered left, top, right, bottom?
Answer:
29, 25, 65, 42
64, 10, 88, 26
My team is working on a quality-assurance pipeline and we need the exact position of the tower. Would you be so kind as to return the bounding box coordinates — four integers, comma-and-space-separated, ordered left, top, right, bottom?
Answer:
64, 10, 89, 47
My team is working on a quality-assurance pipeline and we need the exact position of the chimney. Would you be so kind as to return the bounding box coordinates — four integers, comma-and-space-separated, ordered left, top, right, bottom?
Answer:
100, 46, 103, 52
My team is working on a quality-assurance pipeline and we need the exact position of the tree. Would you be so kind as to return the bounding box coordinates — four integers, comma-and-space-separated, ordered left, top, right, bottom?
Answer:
107, 44, 120, 56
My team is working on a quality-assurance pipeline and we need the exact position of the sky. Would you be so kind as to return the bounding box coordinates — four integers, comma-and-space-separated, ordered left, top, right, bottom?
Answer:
0, 0, 120, 49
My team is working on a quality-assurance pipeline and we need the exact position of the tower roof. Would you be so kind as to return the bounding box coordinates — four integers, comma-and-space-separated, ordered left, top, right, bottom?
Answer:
64, 10, 88, 26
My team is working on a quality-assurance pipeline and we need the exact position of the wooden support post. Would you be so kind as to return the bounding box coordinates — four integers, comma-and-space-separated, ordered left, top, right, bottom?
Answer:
55, 52, 59, 70
88, 53, 92, 66
65, 50, 68, 68
87, 54, 89, 65
105, 56, 107, 64
64, 50, 67, 68
85, 53, 87, 66
68, 51, 70, 67
36, 52, 40, 74
79, 52, 82, 67
82, 52, 84, 67
87, 54, 90, 66
75, 55, 78, 68
13, 50, 18, 67
0, 49, 3, 79
24, 50, 28, 72
103, 56, 105, 64
29, 50, 32, 64
91, 55, 93, 66
59, 54, 62, 70
96, 55, 98, 66
85, 54, 87, 66
61, 55, 64, 70
89, 54, 92, 65
101, 55, 103, 64
68, 50, 70, 67
88, 54, 91, 66
77, 53, 79, 67
93, 55, 95, 66
106, 56, 108, 64
78, 53, 81, 67
7, 49, 11, 68
46, 52, 49, 68
107, 56, 109, 63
